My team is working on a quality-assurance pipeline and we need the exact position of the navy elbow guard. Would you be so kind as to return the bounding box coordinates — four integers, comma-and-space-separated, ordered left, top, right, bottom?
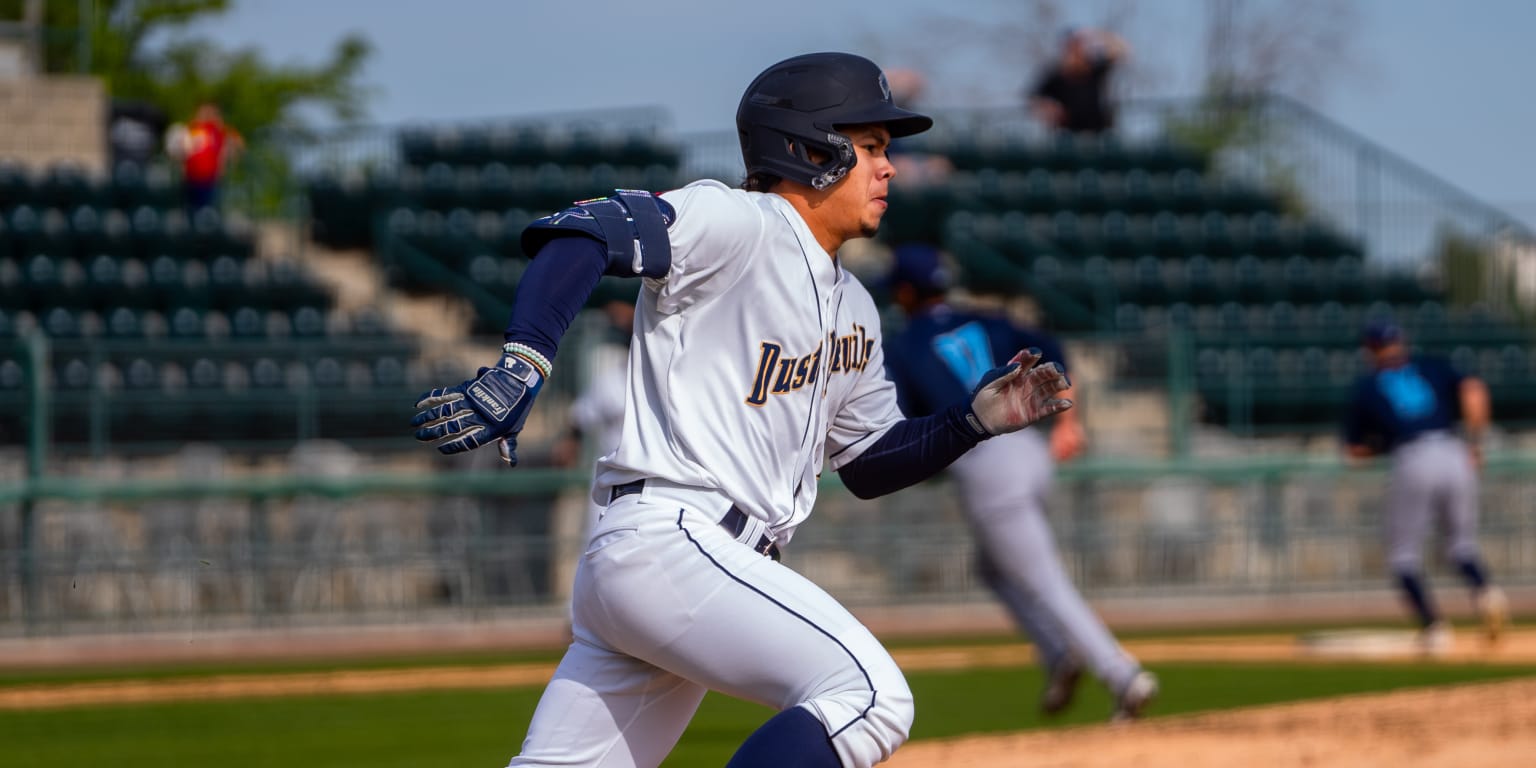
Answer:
520, 189, 675, 278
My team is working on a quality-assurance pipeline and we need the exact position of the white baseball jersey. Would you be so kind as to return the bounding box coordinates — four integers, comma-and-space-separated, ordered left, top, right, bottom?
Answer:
592, 179, 904, 544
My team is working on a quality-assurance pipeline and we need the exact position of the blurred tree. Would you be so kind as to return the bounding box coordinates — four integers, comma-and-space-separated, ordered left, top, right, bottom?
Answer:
0, 0, 372, 141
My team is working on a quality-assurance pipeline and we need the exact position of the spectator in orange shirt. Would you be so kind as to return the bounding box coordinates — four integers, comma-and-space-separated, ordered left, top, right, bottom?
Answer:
166, 102, 245, 214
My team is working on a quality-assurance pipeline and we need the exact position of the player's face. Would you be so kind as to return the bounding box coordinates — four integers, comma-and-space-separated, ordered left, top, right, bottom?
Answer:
825, 124, 896, 242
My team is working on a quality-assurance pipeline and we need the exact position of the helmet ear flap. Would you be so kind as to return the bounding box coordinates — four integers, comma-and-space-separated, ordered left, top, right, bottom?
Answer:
751, 127, 855, 190
808, 131, 855, 190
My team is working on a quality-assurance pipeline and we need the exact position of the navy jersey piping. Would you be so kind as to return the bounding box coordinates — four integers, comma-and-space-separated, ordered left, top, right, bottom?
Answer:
675, 509, 878, 737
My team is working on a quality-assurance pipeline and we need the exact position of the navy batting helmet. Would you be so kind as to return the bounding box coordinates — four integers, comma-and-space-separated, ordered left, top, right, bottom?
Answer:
1362, 319, 1404, 350
737, 52, 933, 191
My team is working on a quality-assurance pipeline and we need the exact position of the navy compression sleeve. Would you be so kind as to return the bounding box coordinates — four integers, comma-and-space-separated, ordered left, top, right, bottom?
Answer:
838, 401, 989, 500
502, 235, 607, 363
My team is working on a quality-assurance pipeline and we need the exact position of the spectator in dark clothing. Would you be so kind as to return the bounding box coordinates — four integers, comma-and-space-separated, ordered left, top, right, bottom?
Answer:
1029, 28, 1129, 135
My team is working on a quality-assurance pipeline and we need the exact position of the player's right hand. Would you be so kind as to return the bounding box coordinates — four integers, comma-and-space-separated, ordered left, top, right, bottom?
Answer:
411, 352, 545, 464
969, 348, 1073, 435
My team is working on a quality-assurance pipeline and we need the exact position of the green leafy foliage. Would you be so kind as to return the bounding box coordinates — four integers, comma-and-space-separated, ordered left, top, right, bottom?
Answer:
0, 0, 372, 215
1, 0, 371, 139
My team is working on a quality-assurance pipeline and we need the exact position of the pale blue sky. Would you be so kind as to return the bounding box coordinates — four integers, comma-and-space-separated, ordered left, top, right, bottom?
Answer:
192, 0, 1535, 229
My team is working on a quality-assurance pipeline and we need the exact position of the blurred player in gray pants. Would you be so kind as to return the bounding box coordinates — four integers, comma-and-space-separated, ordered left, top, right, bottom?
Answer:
883, 244, 1156, 721
1343, 321, 1509, 652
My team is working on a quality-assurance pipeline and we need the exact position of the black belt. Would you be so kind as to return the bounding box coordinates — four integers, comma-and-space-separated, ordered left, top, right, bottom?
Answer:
610, 480, 781, 560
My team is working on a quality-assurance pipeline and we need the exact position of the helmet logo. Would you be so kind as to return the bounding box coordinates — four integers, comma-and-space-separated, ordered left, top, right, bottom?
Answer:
878, 73, 892, 102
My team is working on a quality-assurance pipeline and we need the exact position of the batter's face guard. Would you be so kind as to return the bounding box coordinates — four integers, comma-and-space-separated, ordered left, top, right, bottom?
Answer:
737, 52, 933, 190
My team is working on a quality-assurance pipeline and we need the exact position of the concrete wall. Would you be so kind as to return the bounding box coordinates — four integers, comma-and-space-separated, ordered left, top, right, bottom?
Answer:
0, 75, 106, 175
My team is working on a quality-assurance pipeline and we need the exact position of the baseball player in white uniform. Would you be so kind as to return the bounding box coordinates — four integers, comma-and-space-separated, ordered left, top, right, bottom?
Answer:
412, 52, 1074, 768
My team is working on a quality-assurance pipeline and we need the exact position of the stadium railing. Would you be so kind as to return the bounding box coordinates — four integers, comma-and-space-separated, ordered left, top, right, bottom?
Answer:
3, 453, 1534, 637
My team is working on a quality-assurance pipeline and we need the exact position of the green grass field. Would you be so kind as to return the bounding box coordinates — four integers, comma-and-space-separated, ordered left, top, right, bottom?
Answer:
3, 654, 1534, 768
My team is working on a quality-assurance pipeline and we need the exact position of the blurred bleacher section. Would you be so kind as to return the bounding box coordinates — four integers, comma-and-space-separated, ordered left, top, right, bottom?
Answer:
5, 75, 1536, 636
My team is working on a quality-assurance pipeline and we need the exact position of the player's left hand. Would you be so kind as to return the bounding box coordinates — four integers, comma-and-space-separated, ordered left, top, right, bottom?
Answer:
411, 352, 545, 464
969, 348, 1074, 435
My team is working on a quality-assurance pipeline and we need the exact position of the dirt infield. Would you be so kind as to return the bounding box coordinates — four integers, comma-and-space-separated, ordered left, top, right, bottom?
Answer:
885, 627, 1536, 768
886, 677, 1536, 768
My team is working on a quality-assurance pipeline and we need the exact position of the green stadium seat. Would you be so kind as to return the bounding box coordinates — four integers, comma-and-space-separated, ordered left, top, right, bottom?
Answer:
1119, 169, 1158, 214
41, 306, 86, 338
1268, 302, 1300, 335
109, 161, 151, 210
0, 160, 30, 208
486, 124, 545, 166
66, 204, 108, 256
458, 130, 496, 167
1168, 169, 1205, 214
421, 162, 460, 209
1245, 346, 1278, 381
1149, 212, 1183, 256
208, 254, 247, 308
1280, 255, 1318, 301
1312, 301, 1350, 335
1130, 254, 1163, 302
1497, 345, 1527, 385
229, 306, 265, 339
1048, 211, 1088, 255
102, 306, 144, 338
1097, 211, 1137, 256
371, 355, 407, 388
7, 205, 40, 253
478, 163, 518, 209
185, 356, 223, 390
311, 356, 346, 389
242, 357, 282, 390
1114, 303, 1144, 333
292, 306, 327, 338
1328, 255, 1366, 301
22, 253, 63, 310
438, 208, 479, 268
119, 357, 158, 390
1166, 301, 1195, 330
0, 257, 21, 308
37, 163, 100, 210
466, 252, 504, 288
400, 127, 435, 167
1215, 301, 1247, 335
1452, 303, 1499, 334
499, 208, 537, 257
1410, 300, 1446, 332
56, 355, 96, 389
165, 306, 204, 338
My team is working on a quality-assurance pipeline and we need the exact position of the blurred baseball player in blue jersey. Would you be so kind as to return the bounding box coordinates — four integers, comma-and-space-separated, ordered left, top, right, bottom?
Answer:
882, 244, 1157, 721
1343, 321, 1508, 652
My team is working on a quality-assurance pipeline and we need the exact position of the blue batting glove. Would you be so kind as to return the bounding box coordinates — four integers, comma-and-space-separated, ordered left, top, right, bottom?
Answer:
411, 353, 545, 464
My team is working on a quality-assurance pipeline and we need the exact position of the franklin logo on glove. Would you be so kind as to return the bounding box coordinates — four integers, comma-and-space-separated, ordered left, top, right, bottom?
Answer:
468, 382, 511, 420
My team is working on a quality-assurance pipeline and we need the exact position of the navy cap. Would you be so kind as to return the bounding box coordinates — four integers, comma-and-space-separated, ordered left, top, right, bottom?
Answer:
887, 243, 949, 294
1361, 320, 1404, 349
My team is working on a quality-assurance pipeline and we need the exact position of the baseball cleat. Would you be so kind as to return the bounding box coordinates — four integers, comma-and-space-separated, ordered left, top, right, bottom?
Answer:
1040, 660, 1083, 716
1110, 670, 1158, 723
1418, 620, 1453, 656
1476, 587, 1509, 643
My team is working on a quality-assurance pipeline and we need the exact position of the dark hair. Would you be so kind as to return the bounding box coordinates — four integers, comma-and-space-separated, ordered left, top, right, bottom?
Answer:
742, 172, 781, 193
